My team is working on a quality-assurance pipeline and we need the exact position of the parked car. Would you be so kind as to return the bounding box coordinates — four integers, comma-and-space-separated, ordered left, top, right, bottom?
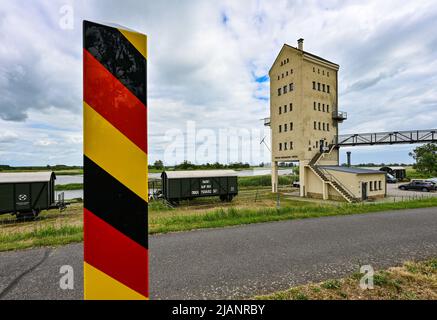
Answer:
398, 180, 436, 192
386, 173, 398, 184
428, 178, 437, 184
292, 181, 300, 188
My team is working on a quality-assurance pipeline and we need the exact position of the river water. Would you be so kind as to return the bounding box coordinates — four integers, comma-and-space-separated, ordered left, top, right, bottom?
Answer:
56, 168, 295, 200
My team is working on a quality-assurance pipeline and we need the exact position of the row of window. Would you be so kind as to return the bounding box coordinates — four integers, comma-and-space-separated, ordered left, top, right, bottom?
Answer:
314, 102, 330, 113
278, 83, 294, 96
313, 67, 330, 77
277, 69, 294, 80
312, 82, 330, 93
279, 141, 294, 151
280, 58, 290, 66
278, 123, 294, 133
277, 102, 330, 114
279, 103, 293, 114
370, 181, 383, 191
313, 121, 330, 132
313, 140, 324, 149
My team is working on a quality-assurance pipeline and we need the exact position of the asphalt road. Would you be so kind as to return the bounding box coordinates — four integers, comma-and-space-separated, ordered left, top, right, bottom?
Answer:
1, 207, 436, 300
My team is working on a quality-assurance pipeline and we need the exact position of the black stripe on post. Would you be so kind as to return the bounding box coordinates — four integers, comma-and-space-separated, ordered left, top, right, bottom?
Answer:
83, 20, 147, 105
84, 156, 148, 249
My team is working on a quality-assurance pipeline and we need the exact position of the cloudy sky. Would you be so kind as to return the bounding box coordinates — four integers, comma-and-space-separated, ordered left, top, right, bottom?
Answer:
0, 0, 436, 166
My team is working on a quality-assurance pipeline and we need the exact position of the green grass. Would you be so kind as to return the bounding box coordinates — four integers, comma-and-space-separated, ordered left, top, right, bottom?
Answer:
2, 196, 437, 252
55, 183, 83, 191
238, 175, 296, 187
406, 168, 435, 180
321, 279, 342, 290
0, 225, 83, 252
54, 170, 83, 176
257, 258, 437, 300
0, 169, 83, 175
149, 197, 437, 234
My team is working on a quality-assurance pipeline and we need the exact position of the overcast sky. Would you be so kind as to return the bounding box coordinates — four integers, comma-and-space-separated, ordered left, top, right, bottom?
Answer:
0, 0, 436, 166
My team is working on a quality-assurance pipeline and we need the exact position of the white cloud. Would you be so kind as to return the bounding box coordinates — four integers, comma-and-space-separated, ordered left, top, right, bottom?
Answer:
0, 0, 436, 166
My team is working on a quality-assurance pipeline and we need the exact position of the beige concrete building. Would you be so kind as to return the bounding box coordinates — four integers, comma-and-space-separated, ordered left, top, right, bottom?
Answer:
267, 39, 386, 202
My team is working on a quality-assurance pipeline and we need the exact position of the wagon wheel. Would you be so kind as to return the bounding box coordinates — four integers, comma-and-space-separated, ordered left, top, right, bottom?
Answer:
32, 209, 41, 217
16, 211, 38, 221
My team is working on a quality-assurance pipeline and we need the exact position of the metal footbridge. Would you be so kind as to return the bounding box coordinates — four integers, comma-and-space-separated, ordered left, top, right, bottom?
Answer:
336, 129, 437, 147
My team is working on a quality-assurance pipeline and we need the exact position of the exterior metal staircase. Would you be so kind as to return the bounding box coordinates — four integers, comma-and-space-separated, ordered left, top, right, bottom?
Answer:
307, 145, 358, 203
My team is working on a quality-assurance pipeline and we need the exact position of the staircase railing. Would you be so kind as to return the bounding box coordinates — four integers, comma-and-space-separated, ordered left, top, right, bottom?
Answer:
319, 167, 356, 201
310, 144, 336, 166
307, 145, 357, 203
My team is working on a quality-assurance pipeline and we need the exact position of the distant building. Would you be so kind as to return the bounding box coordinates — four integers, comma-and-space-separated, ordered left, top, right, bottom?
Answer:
379, 166, 407, 180
267, 39, 386, 202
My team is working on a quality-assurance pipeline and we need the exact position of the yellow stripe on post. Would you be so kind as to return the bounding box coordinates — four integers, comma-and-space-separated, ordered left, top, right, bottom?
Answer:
84, 263, 148, 300
84, 102, 148, 202
118, 29, 148, 59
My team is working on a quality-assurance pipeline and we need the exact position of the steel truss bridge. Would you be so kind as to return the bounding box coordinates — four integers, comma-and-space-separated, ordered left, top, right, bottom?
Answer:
336, 129, 437, 147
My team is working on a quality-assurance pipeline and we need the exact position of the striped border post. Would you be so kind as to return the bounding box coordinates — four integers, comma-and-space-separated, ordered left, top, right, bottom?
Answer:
83, 20, 148, 300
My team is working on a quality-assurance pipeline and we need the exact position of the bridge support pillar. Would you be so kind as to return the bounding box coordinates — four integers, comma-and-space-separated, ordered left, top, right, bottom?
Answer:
299, 161, 309, 197
322, 182, 329, 200
272, 161, 278, 193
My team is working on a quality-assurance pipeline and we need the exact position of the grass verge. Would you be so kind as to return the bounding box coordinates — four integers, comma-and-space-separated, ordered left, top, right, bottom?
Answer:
256, 258, 437, 300
238, 175, 296, 187
1, 196, 437, 252
406, 168, 435, 180
149, 197, 437, 234
0, 224, 83, 252
55, 183, 83, 191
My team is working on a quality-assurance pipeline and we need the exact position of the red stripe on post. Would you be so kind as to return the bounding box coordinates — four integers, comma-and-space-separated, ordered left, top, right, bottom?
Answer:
84, 208, 149, 297
83, 49, 148, 153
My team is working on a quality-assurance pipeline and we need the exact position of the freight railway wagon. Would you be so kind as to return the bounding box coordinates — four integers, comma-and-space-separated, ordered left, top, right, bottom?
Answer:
161, 170, 238, 205
0, 172, 64, 218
